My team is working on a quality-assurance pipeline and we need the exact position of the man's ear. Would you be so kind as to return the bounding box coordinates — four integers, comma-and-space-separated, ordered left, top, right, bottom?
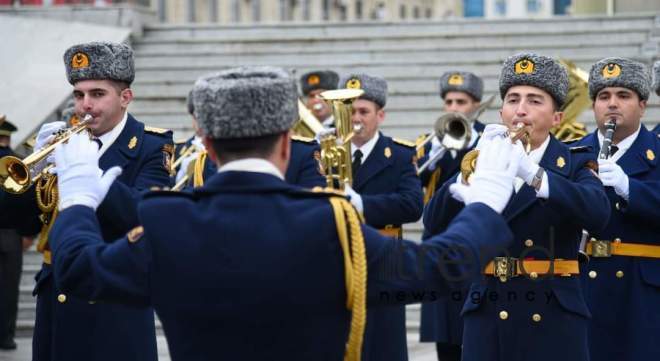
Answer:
120, 88, 133, 108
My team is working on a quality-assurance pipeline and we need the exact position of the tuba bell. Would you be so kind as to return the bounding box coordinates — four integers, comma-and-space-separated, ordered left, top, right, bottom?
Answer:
292, 99, 326, 138
0, 114, 92, 194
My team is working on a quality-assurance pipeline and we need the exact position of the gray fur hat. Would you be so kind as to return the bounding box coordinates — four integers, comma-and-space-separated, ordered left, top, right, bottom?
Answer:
440, 71, 484, 101
589, 57, 650, 100
338, 73, 388, 107
654, 61, 660, 96
63, 41, 135, 85
192, 66, 298, 139
499, 52, 569, 108
300, 70, 339, 95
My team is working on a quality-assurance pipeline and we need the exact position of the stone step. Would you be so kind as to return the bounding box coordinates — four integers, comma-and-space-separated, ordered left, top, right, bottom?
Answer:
133, 61, 604, 84
134, 30, 648, 55
133, 46, 642, 69
141, 15, 654, 41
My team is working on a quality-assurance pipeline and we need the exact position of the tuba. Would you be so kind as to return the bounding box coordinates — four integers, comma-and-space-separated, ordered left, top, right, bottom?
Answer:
552, 60, 590, 142
416, 95, 495, 175
292, 99, 326, 138
318, 88, 364, 190
0, 114, 92, 194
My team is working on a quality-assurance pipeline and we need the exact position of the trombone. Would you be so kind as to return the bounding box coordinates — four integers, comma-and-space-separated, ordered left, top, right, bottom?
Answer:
0, 114, 92, 194
416, 95, 495, 175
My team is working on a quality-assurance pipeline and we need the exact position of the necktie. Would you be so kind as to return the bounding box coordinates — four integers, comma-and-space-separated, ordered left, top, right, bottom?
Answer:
609, 145, 619, 157
92, 138, 103, 150
352, 149, 363, 176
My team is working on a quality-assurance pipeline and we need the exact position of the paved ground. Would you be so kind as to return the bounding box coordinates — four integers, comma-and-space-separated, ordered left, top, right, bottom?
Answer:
0, 335, 436, 361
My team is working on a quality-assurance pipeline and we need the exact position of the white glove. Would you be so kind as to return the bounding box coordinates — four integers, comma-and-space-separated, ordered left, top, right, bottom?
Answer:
467, 137, 520, 213
449, 174, 468, 204
55, 133, 122, 211
598, 158, 629, 200
513, 141, 540, 185
426, 137, 446, 171
35, 121, 66, 151
32, 121, 67, 175
344, 184, 364, 214
475, 124, 508, 151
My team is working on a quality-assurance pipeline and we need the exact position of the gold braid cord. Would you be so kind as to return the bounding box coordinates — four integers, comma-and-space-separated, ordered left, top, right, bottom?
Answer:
423, 168, 441, 204
35, 174, 59, 252
193, 151, 208, 188
329, 197, 367, 361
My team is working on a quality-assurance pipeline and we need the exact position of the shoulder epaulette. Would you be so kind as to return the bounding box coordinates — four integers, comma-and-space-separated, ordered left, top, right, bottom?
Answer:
393, 138, 415, 148
143, 187, 195, 199
569, 145, 592, 153
145, 126, 172, 135
292, 134, 316, 144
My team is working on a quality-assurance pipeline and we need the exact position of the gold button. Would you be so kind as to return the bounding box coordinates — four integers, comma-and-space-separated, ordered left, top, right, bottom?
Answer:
529, 272, 538, 279
532, 313, 542, 322
499, 311, 509, 320
590, 237, 597, 242
616, 270, 624, 278
589, 271, 597, 279
615, 202, 620, 210
525, 239, 534, 247
614, 238, 621, 243
57, 294, 66, 303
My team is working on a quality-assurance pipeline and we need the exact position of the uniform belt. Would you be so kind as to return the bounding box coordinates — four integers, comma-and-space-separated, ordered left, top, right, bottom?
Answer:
378, 226, 402, 239
484, 257, 579, 282
42, 250, 52, 265
586, 239, 660, 259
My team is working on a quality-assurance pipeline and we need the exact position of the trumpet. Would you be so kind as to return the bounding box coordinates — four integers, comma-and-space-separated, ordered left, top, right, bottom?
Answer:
170, 142, 202, 176
459, 122, 531, 184
0, 114, 92, 194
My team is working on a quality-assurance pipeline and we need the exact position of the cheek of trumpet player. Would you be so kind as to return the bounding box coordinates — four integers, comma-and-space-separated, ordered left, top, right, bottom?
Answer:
350, 99, 385, 147
500, 85, 563, 150
73, 79, 133, 137
592, 87, 646, 145
306, 89, 334, 121
443, 91, 480, 115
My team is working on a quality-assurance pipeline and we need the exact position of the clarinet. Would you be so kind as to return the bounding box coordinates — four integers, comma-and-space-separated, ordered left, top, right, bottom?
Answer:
598, 118, 617, 160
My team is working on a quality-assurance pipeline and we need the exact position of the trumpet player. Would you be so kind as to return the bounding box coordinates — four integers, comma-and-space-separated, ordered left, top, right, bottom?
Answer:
573, 57, 660, 361
337, 73, 423, 361
417, 71, 486, 204
424, 53, 610, 361
418, 71, 486, 361
8, 42, 173, 361
300, 70, 338, 127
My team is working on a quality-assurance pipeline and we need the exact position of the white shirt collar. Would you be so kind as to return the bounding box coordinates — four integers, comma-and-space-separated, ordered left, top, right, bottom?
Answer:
528, 134, 551, 165
97, 111, 128, 156
597, 124, 641, 162
217, 158, 284, 180
352, 131, 379, 162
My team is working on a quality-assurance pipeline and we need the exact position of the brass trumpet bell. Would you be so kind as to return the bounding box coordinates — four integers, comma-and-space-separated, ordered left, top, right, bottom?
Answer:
0, 115, 92, 194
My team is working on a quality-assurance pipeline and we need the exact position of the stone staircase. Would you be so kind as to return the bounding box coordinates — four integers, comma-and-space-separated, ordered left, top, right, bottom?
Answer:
128, 14, 660, 141
13, 13, 660, 354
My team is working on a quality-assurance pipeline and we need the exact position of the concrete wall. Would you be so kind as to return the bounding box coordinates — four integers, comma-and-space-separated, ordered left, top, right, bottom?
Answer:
0, 15, 130, 146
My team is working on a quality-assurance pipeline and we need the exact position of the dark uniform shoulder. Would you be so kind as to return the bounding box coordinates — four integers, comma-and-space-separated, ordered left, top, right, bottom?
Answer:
142, 188, 197, 200
392, 137, 416, 149
144, 126, 174, 138
291, 135, 316, 144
